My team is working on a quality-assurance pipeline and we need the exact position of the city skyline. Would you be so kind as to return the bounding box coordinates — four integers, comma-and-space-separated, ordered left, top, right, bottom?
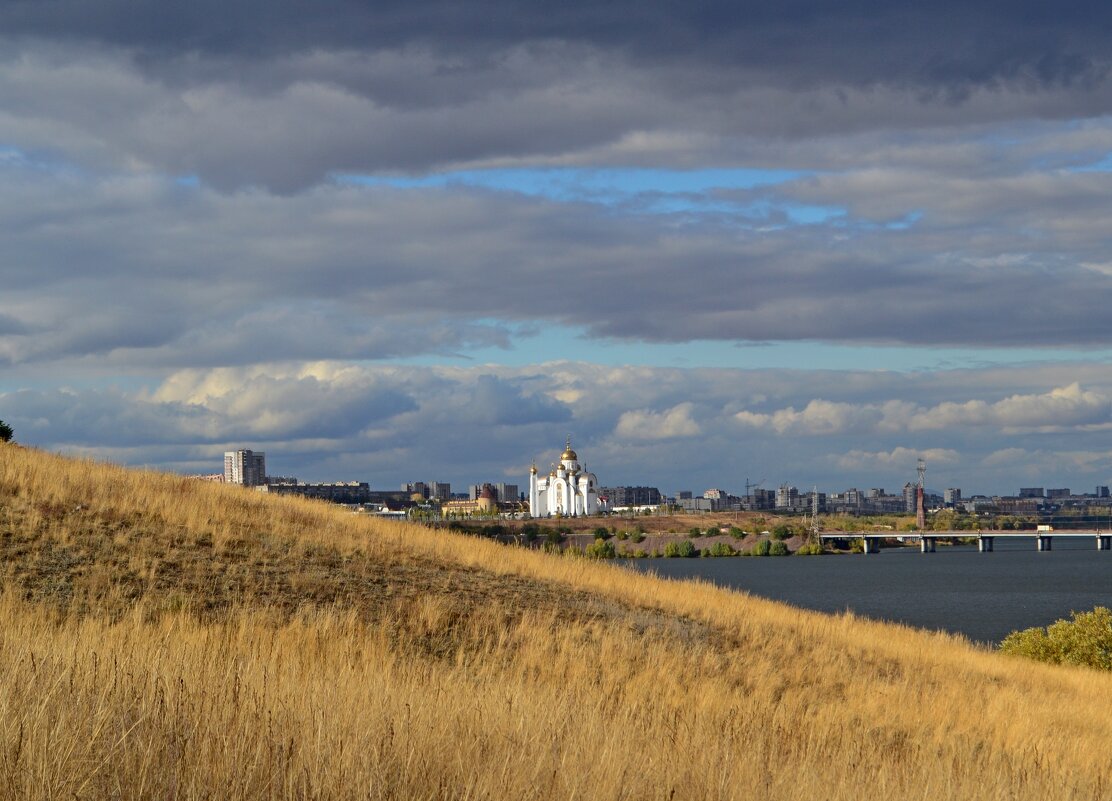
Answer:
218, 435, 1111, 506
3, 3, 1112, 494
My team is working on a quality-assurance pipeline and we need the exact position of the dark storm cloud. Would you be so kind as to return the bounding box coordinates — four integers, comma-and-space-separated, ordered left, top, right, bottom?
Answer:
4, 0, 1110, 92
0, 3, 1110, 189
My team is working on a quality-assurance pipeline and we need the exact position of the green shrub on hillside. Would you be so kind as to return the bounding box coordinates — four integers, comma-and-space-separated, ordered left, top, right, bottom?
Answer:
728, 526, 745, 539
768, 541, 790, 556
585, 540, 617, 559
688, 527, 701, 538
0, 420, 11, 442
545, 530, 566, 545
795, 542, 824, 556
771, 525, 792, 540
593, 527, 611, 540
664, 540, 698, 558
630, 532, 646, 543
704, 542, 737, 557
752, 539, 772, 557
1000, 607, 1112, 670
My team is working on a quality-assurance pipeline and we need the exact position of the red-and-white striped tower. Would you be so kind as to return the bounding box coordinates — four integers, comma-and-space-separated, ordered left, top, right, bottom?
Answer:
916, 458, 926, 529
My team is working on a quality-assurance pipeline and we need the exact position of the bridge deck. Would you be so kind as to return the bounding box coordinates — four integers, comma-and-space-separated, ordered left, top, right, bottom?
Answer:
819, 530, 1109, 538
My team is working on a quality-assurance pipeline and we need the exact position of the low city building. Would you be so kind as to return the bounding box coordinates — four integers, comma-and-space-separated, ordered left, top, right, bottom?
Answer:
442, 484, 500, 517
258, 481, 372, 504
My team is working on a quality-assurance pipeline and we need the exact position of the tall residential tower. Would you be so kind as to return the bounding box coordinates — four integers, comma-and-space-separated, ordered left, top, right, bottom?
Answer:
224, 449, 266, 486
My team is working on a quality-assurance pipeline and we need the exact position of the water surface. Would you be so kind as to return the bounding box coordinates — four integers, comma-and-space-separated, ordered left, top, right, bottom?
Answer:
623, 539, 1112, 643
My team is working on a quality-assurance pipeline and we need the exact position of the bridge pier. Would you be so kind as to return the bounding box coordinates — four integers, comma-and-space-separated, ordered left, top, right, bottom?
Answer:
920, 536, 935, 553
978, 536, 994, 552
861, 536, 879, 554
1037, 536, 1053, 552
1098, 536, 1112, 551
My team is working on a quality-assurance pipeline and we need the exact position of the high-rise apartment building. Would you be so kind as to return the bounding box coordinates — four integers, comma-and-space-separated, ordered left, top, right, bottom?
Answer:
428, 482, 452, 501
224, 449, 266, 486
903, 482, 916, 513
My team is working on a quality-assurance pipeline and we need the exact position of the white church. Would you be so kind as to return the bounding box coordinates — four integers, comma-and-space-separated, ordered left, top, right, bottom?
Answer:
529, 437, 602, 517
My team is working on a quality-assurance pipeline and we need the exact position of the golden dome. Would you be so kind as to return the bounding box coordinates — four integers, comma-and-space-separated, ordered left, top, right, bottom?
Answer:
561, 435, 578, 461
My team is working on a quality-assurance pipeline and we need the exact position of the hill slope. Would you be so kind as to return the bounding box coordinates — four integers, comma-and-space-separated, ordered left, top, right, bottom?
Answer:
0, 443, 1110, 800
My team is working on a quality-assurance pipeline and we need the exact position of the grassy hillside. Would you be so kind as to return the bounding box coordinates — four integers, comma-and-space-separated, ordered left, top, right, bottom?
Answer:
1, 443, 1111, 799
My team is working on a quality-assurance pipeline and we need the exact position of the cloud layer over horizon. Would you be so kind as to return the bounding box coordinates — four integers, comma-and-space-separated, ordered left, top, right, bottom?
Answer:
5, 360, 1112, 496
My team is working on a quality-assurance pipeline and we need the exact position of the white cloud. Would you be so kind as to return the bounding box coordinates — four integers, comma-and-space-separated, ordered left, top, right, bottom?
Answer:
981, 448, 1029, 467
734, 399, 880, 435
735, 384, 1111, 436
982, 448, 1112, 475
615, 402, 701, 440
835, 447, 960, 472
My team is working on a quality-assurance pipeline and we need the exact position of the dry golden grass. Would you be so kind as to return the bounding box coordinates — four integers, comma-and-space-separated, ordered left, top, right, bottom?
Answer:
1, 442, 1111, 799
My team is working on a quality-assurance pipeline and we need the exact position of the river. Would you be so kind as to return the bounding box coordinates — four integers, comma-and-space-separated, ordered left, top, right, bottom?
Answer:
623, 538, 1112, 644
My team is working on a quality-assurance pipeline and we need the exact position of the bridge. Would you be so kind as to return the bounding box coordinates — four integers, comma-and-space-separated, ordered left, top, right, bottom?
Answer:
818, 530, 1112, 554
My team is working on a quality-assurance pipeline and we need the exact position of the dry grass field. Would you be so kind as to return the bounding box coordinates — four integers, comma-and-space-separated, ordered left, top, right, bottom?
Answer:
1, 442, 1112, 799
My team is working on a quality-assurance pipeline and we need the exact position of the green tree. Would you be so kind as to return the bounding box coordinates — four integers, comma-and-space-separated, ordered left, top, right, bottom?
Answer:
704, 541, 737, 557
0, 420, 11, 442
584, 540, 617, 559
664, 540, 698, 558
1001, 607, 1112, 670
770, 524, 792, 540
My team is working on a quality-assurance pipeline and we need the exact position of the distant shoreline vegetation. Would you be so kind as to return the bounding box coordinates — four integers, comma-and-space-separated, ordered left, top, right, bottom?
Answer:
438, 518, 824, 557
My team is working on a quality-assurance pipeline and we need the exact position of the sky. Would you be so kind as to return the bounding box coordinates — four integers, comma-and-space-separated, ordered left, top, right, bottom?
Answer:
4, 0, 1112, 496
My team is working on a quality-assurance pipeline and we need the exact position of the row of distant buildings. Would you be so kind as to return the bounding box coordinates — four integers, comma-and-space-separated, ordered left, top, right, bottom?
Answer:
215, 450, 528, 515
212, 448, 1112, 520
